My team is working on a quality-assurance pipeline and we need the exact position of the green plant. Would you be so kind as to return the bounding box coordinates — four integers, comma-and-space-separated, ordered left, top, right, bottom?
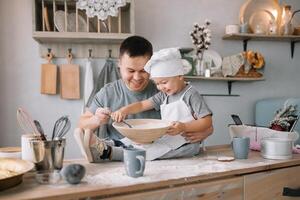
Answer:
269, 104, 298, 131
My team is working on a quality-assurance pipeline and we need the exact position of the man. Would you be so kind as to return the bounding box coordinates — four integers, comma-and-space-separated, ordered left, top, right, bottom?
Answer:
75, 36, 213, 162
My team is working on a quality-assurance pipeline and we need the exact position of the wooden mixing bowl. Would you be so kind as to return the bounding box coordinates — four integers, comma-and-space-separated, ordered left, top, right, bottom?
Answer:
112, 119, 171, 144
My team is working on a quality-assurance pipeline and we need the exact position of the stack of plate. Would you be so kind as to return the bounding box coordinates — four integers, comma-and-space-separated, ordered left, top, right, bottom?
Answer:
0, 147, 21, 158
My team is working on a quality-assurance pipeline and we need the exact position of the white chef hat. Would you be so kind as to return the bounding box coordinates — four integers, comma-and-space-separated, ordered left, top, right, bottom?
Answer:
144, 48, 184, 78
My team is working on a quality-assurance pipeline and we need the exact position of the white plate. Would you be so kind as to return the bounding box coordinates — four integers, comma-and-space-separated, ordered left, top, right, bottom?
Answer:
239, 0, 281, 25
249, 9, 275, 34
54, 10, 88, 32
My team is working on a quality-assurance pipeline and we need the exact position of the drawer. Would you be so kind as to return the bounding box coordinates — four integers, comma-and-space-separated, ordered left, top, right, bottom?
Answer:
244, 165, 300, 200
102, 176, 243, 200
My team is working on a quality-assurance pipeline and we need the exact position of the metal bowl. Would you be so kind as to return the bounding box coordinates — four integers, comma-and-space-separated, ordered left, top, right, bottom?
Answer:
261, 137, 293, 160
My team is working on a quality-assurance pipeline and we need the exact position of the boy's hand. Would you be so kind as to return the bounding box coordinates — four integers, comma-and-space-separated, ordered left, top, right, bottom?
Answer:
111, 109, 127, 122
166, 121, 186, 135
95, 107, 111, 125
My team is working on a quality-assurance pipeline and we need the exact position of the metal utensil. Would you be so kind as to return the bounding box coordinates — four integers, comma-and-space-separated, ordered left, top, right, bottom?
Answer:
33, 120, 47, 141
122, 120, 133, 128
17, 108, 40, 135
52, 116, 71, 140
109, 113, 132, 128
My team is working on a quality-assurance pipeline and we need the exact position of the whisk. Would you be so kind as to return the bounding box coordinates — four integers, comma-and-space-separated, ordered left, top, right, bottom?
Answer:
52, 115, 71, 140
17, 108, 40, 135
33, 120, 47, 141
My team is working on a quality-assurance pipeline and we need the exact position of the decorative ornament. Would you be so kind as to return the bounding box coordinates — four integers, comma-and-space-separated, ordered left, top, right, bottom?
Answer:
77, 0, 126, 21
190, 19, 212, 59
190, 19, 212, 75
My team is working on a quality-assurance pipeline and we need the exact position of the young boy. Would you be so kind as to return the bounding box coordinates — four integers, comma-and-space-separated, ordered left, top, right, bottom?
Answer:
111, 47, 213, 160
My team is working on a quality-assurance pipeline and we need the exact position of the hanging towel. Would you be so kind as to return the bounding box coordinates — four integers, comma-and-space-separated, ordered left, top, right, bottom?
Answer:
83, 59, 94, 113
86, 59, 120, 107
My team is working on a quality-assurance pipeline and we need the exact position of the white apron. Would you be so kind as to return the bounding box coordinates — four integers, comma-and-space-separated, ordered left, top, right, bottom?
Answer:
121, 86, 195, 160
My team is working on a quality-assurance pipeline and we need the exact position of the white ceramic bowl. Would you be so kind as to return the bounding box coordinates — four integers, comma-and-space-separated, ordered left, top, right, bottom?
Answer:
112, 119, 171, 144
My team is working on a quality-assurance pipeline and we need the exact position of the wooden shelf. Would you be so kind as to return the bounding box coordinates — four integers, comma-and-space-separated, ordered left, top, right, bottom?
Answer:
222, 33, 300, 58
33, 31, 133, 44
184, 76, 265, 97
32, 0, 135, 58
222, 33, 300, 41
184, 76, 265, 81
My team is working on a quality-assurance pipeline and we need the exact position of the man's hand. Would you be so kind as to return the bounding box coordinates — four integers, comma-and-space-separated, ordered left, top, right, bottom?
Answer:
111, 108, 127, 122
95, 107, 111, 125
166, 121, 186, 135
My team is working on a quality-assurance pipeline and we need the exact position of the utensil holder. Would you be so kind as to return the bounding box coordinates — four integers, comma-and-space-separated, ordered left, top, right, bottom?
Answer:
29, 139, 66, 171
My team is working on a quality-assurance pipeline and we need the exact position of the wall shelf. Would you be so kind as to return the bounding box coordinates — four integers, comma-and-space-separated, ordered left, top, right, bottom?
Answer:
32, 0, 135, 58
222, 33, 300, 58
33, 31, 133, 44
184, 76, 265, 97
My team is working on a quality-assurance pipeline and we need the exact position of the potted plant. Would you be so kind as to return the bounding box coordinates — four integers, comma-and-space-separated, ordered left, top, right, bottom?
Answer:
269, 104, 298, 131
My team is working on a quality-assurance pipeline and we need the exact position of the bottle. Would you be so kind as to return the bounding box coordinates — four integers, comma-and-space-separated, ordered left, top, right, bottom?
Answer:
282, 5, 293, 35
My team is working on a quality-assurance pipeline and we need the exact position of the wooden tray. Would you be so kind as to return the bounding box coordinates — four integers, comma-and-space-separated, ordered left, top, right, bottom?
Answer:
0, 158, 34, 191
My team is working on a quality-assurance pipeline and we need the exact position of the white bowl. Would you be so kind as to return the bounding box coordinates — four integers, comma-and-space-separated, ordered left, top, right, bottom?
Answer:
112, 119, 171, 144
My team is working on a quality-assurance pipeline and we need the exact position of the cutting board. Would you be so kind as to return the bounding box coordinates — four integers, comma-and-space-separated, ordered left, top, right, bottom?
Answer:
40, 52, 57, 94
60, 53, 80, 99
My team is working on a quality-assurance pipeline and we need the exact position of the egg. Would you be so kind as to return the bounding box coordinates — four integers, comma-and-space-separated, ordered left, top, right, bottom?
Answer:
60, 164, 86, 184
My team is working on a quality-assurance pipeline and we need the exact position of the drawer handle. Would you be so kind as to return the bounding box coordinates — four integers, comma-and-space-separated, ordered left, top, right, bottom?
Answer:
282, 187, 300, 197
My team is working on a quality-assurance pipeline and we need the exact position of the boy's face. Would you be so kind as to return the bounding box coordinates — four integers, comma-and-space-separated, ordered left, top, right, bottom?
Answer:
119, 53, 150, 92
153, 76, 185, 95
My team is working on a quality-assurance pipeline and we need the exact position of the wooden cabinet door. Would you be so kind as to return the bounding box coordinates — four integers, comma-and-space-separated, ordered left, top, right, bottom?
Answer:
244, 165, 300, 200
103, 177, 243, 200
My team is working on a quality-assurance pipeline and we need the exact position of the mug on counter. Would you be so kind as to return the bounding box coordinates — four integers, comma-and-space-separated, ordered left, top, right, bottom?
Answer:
232, 136, 250, 159
21, 134, 41, 161
123, 148, 146, 178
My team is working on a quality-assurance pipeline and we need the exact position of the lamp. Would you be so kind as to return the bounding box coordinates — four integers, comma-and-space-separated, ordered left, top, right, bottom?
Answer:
76, 0, 126, 21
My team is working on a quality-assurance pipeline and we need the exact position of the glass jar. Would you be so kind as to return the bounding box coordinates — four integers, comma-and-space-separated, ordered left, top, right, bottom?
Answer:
281, 5, 293, 35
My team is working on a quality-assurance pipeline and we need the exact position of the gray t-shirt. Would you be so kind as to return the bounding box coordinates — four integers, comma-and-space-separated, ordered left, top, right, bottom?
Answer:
149, 85, 212, 119
89, 79, 161, 140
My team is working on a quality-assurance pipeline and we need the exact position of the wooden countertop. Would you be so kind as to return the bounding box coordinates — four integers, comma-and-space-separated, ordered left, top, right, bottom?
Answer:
1, 145, 300, 200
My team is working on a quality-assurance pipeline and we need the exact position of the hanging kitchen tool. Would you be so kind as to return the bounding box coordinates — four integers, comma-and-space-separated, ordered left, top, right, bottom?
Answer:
16, 108, 40, 136
60, 49, 80, 99
33, 120, 47, 141
40, 49, 57, 94
82, 49, 94, 113
52, 115, 71, 140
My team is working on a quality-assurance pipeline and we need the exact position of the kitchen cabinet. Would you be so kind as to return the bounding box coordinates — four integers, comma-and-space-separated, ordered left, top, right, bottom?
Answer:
244, 165, 300, 199
1, 145, 300, 200
222, 33, 300, 58
32, 0, 135, 58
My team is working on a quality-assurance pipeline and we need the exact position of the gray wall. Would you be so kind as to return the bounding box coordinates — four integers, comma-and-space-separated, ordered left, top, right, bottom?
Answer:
1, 0, 299, 158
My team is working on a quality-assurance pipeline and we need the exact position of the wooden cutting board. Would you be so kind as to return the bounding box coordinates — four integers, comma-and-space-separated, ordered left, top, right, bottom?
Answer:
60, 52, 80, 99
40, 52, 57, 94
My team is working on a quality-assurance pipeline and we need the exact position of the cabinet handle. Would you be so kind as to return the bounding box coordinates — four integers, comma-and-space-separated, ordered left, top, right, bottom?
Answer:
282, 187, 300, 197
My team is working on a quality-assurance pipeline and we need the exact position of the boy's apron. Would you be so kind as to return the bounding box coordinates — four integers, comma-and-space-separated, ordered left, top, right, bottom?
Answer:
126, 85, 195, 160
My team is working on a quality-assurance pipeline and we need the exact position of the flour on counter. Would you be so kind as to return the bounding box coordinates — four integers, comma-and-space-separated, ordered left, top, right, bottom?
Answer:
83, 155, 280, 186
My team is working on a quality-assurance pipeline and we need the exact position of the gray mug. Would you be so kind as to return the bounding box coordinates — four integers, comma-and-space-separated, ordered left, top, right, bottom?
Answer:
240, 23, 249, 33
123, 148, 146, 178
232, 136, 250, 159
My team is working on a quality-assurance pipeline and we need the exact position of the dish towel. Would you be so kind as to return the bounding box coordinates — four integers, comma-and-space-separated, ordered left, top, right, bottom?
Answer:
83, 59, 94, 113
86, 59, 120, 107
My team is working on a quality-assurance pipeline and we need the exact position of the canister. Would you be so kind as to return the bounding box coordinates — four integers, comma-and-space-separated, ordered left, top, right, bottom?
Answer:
261, 137, 293, 160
